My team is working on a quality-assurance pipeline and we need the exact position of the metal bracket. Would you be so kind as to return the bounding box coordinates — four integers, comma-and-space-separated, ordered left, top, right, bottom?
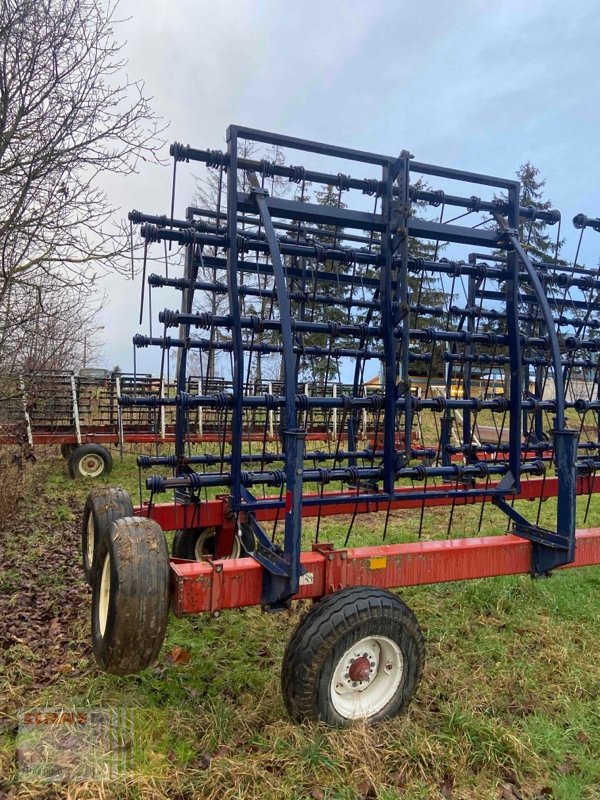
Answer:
312, 542, 348, 594
203, 557, 224, 617
493, 496, 572, 577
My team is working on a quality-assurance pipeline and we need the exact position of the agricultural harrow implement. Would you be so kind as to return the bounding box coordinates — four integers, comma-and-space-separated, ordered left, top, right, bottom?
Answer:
84, 126, 600, 725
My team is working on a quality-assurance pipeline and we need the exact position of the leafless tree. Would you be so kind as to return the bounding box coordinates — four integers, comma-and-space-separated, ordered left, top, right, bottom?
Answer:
0, 0, 165, 375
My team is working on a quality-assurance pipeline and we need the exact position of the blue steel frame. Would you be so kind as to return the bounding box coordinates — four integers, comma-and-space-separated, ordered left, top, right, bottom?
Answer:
127, 125, 582, 606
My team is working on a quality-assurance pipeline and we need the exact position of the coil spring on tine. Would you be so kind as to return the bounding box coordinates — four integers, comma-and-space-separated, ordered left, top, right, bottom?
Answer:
212, 392, 230, 410
141, 223, 160, 243
146, 475, 165, 492
179, 228, 196, 245
579, 458, 597, 476
177, 392, 191, 410
468, 195, 482, 213
531, 460, 547, 477
337, 173, 350, 192
170, 142, 190, 163
367, 394, 385, 411
491, 396, 509, 413
452, 465, 465, 481
263, 393, 275, 411
413, 465, 427, 481
260, 159, 274, 179
187, 473, 204, 490
237, 234, 248, 253
196, 311, 213, 329
431, 397, 446, 412
288, 165, 305, 183
313, 450, 327, 462
346, 467, 360, 484
314, 244, 326, 262
472, 463, 490, 479
547, 209, 561, 225
133, 334, 149, 348
249, 315, 264, 333
482, 332, 498, 346
269, 470, 285, 487
158, 309, 176, 327
206, 149, 224, 169
362, 178, 379, 196
296, 393, 310, 411
341, 394, 353, 411
589, 339, 600, 353
431, 189, 445, 207
317, 468, 332, 485
492, 198, 506, 212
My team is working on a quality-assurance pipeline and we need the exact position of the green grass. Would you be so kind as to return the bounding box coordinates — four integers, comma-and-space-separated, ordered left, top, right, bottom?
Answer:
1, 448, 600, 798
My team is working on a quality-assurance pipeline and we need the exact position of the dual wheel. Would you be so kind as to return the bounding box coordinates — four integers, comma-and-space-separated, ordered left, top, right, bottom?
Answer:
61, 443, 113, 478
82, 489, 424, 725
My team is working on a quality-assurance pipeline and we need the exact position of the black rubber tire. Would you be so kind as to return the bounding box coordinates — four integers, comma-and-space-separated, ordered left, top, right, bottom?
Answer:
281, 586, 425, 727
92, 516, 170, 675
171, 527, 242, 560
68, 444, 113, 479
60, 443, 76, 460
82, 487, 134, 586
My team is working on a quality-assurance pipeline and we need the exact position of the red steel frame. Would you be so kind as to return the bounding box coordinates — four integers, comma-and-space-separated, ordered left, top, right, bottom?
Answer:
136, 473, 600, 615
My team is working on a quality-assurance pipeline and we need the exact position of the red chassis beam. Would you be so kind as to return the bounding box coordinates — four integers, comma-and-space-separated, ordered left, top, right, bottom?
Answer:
169, 529, 600, 616
139, 473, 600, 533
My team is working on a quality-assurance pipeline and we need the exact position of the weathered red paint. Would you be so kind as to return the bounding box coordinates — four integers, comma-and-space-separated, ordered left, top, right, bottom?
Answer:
137, 474, 600, 533
169, 528, 600, 616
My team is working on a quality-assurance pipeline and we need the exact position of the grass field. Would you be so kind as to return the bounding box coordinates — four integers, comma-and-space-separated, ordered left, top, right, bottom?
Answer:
1, 449, 600, 799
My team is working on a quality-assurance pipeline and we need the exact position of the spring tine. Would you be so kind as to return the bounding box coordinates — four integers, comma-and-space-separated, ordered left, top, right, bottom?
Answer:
139, 239, 148, 325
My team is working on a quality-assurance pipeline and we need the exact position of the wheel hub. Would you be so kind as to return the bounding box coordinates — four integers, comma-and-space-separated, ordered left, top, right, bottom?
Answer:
79, 454, 104, 477
348, 655, 374, 684
330, 635, 404, 720
338, 645, 379, 690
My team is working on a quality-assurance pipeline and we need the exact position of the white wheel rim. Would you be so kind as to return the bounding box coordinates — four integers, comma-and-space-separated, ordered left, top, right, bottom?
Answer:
330, 635, 404, 720
86, 513, 95, 567
79, 454, 104, 478
98, 553, 111, 637
194, 529, 241, 560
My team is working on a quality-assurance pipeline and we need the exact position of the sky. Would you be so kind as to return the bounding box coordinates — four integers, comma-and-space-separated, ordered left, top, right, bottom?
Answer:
97, 0, 600, 374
